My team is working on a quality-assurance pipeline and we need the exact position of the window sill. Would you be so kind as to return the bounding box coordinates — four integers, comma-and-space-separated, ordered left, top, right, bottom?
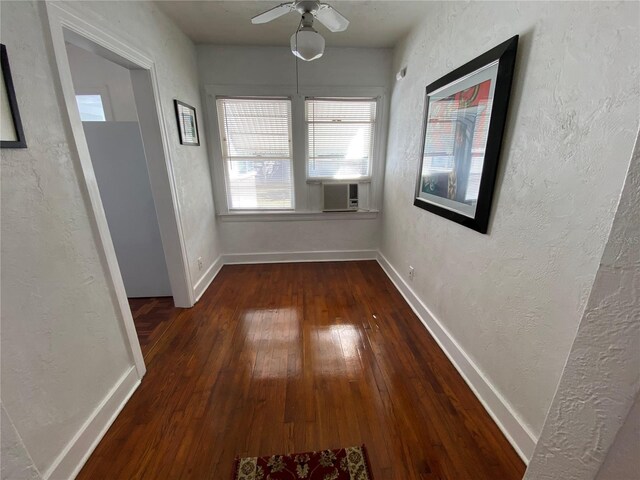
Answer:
306, 178, 372, 184
218, 210, 379, 223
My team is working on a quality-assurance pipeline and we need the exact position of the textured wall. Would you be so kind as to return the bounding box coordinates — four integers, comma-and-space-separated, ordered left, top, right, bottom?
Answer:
524, 134, 639, 479
63, 1, 221, 286
218, 217, 380, 255
0, 0, 218, 475
197, 45, 393, 88
594, 393, 640, 480
0, 1, 133, 472
381, 0, 640, 440
1, 404, 41, 480
197, 45, 392, 255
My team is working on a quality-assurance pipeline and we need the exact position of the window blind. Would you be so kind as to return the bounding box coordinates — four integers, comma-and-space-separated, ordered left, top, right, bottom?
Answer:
217, 97, 294, 210
306, 98, 377, 180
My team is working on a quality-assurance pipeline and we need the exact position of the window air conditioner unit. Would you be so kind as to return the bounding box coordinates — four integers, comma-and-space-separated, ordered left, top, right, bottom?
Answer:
322, 183, 359, 212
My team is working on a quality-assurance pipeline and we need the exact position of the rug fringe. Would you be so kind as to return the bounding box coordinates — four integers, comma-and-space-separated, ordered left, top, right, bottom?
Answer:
231, 457, 239, 480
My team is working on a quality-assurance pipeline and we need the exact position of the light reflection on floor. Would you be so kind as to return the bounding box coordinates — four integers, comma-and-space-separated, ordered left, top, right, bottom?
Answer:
241, 309, 364, 380
241, 307, 301, 379
313, 324, 362, 377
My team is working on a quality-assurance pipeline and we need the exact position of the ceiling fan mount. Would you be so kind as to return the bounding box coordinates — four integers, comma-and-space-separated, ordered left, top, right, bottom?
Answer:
251, 0, 350, 61
294, 0, 323, 16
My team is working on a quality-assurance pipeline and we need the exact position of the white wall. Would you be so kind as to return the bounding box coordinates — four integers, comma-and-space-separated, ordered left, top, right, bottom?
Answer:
595, 394, 640, 480
66, 42, 138, 121
1, 403, 41, 480
380, 0, 639, 457
1, 2, 637, 478
197, 45, 392, 92
0, 0, 219, 476
83, 122, 172, 297
197, 45, 392, 255
524, 133, 639, 479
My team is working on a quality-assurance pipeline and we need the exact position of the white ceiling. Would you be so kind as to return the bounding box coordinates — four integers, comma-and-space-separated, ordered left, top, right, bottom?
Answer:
155, 1, 431, 48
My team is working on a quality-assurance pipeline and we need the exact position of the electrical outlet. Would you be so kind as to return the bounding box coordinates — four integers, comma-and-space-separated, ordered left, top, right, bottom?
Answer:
197, 257, 203, 271
408, 266, 415, 281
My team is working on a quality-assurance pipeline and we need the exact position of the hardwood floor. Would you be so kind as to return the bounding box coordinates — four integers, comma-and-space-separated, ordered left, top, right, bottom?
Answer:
129, 296, 182, 358
79, 261, 525, 480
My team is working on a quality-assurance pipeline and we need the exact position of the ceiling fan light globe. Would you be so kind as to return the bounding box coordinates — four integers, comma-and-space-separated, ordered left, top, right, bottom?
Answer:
290, 30, 325, 61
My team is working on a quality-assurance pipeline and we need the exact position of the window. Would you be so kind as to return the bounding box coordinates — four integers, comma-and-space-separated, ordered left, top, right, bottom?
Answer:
306, 98, 377, 180
217, 97, 294, 210
210, 89, 385, 216
75, 94, 106, 121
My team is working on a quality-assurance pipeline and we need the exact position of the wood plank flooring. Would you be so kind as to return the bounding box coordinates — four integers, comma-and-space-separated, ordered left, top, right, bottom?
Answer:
129, 297, 182, 358
79, 261, 525, 480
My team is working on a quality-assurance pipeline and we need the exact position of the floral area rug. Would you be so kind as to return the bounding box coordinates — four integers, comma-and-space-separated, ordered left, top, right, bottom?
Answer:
232, 445, 373, 480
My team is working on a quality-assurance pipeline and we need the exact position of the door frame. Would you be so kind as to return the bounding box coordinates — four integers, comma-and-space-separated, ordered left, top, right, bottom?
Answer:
45, 3, 196, 377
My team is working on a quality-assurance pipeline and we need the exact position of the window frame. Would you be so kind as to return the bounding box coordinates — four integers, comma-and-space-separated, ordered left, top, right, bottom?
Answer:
216, 95, 296, 212
205, 85, 387, 217
304, 96, 378, 182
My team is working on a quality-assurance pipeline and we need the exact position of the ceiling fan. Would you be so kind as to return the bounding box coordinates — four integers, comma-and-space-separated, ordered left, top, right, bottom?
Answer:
251, 0, 350, 62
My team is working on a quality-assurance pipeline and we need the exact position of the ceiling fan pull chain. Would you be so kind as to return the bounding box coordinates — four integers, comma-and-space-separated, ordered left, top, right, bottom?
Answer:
295, 16, 302, 94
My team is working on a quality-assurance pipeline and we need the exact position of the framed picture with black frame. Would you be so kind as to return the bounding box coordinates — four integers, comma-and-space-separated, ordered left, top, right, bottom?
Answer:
174, 99, 200, 146
1, 44, 26, 148
414, 35, 518, 233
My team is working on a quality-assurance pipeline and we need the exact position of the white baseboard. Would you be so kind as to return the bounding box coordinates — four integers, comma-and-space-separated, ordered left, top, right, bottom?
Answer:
44, 366, 140, 480
193, 255, 224, 303
376, 252, 537, 463
43, 251, 533, 480
223, 249, 378, 265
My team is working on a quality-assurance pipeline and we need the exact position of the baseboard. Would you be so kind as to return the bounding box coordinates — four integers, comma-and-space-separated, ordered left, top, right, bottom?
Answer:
376, 252, 537, 463
223, 249, 378, 265
44, 366, 140, 480
53, 251, 532, 479
193, 255, 224, 303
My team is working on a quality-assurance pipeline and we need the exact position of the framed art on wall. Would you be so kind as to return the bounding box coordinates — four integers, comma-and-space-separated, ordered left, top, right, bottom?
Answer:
1, 44, 26, 148
174, 99, 200, 146
414, 35, 518, 233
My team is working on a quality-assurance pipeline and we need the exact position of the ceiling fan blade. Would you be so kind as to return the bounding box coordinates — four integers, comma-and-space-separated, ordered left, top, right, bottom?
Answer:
315, 4, 349, 32
251, 3, 295, 24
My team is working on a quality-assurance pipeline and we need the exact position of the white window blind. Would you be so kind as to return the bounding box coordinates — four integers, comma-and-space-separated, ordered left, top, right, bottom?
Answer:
217, 97, 294, 210
306, 98, 377, 180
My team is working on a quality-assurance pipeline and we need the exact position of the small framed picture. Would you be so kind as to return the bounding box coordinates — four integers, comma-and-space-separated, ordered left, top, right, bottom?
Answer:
414, 36, 518, 233
174, 99, 200, 146
1, 44, 26, 148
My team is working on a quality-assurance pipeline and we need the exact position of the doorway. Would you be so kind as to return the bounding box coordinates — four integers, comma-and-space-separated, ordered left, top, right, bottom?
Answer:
66, 42, 172, 299
46, 3, 196, 377
65, 43, 178, 357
